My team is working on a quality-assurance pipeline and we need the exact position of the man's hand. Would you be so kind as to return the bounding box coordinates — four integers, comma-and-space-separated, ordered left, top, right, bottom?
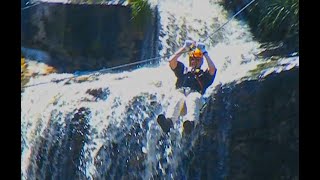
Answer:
197, 42, 207, 54
196, 42, 216, 75
183, 40, 196, 51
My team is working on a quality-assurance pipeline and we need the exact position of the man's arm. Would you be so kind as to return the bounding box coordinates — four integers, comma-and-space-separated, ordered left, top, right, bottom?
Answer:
203, 52, 217, 76
168, 47, 185, 70
169, 40, 195, 69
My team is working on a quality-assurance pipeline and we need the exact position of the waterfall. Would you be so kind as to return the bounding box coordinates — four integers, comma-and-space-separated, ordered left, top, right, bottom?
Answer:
21, 0, 274, 179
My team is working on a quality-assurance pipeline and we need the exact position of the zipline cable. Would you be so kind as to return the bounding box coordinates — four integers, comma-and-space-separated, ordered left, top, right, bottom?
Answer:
22, 0, 257, 88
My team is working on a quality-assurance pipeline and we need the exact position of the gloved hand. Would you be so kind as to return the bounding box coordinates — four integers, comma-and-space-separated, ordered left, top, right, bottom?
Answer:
196, 42, 207, 54
183, 40, 196, 51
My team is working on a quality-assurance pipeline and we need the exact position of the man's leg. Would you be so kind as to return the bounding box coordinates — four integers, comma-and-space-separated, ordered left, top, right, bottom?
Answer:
165, 90, 186, 124
183, 92, 203, 134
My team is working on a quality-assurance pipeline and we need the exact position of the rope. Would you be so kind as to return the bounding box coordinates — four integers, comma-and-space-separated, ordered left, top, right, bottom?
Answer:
21, 0, 257, 89
22, 54, 171, 88
199, 0, 256, 43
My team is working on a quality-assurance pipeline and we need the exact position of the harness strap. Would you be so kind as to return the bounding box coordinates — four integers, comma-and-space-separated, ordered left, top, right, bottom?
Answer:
194, 74, 204, 94
182, 68, 205, 94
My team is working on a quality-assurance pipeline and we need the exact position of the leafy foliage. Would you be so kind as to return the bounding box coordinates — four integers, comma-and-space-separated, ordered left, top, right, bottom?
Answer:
222, 0, 299, 54
128, 0, 153, 29
68, 0, 153, 32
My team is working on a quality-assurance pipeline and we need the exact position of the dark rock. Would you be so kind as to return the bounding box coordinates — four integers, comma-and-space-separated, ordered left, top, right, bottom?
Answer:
86, 87, 110, 101
188, 67, 299, 179
21, 2, 159, 72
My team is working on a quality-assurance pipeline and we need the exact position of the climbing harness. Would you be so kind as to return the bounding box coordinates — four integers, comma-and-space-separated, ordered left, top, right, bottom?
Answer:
181, 69, 205, 95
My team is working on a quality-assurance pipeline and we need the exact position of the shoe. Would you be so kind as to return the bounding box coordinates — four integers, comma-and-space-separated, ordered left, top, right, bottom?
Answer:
183, 120, 194, 135
157, 114, 173, 133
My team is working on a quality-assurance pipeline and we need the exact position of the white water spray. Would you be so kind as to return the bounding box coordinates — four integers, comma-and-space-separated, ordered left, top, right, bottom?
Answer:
21, 0, 297, 179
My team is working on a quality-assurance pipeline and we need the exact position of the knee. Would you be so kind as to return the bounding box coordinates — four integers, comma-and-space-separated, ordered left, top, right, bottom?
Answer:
188, 92, 202, 100
178, 91, 186, 99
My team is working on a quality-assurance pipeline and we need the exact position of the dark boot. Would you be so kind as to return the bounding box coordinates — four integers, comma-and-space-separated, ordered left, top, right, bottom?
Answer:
183, 120, 194, 135
157, 114, 173, 133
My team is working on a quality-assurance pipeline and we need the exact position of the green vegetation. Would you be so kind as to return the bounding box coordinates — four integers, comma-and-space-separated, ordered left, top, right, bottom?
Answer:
128, 0, 153, 29
128, 0, 151, 19
222, 0, 299, 55
69, 0, 153, 32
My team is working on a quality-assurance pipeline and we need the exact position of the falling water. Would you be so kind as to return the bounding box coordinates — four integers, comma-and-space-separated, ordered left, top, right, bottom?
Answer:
21, 0, 287, 179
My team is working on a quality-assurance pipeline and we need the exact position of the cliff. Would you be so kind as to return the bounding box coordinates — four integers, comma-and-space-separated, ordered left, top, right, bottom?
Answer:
21, 2, 159, 72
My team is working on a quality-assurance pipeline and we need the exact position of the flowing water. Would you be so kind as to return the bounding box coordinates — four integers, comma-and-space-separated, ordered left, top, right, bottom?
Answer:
21, 0, 287, 179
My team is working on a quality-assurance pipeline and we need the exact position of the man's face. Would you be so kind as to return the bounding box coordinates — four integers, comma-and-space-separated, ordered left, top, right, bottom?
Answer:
189, 57, 203, 68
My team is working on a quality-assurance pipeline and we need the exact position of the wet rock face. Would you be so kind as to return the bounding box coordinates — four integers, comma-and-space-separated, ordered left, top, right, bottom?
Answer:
86, 87, 110, 101
226, 68, 298, 180
190, 68, 299, 179
21, 2, 158, 72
